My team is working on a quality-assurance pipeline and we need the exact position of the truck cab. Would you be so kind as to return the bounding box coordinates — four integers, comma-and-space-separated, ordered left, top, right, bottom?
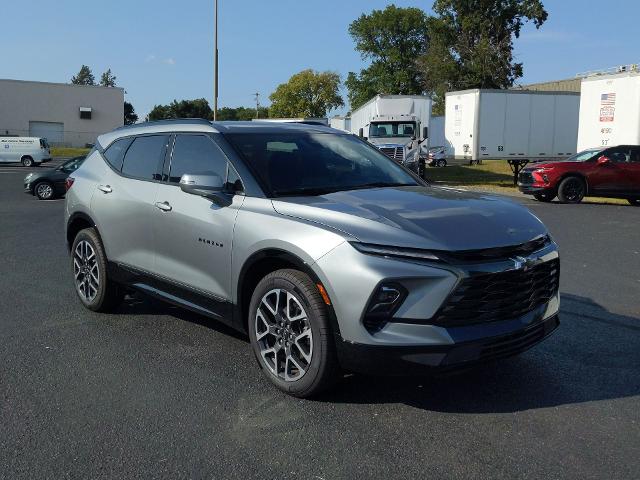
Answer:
361, 115, 428, 173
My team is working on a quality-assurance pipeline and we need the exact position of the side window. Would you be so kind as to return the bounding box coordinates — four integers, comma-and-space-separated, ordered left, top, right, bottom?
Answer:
121, 135, 169, 180
103, 137, 132, 170
629, 147, 640, 163
607, 147, 630, 163
168, 134, 227, 183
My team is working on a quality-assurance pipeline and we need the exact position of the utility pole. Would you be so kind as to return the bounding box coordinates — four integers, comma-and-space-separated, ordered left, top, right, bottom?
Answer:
213, 0, 218, 121
254, 92, 260, 119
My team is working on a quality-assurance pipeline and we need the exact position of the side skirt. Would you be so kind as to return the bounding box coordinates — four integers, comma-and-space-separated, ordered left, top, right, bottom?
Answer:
107, 261, 239, 331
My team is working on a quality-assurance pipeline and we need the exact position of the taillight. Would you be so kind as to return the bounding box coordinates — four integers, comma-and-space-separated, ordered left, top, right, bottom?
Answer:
65, 177, 75, 191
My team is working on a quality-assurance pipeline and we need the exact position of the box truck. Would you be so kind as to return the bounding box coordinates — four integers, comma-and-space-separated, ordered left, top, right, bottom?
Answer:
577, 70, 640, 151
445, 89, 580, 164
352, 95, 432, 171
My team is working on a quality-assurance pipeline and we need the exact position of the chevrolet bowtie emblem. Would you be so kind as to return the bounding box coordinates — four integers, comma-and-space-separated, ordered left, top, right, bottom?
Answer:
512, 256, 529, 270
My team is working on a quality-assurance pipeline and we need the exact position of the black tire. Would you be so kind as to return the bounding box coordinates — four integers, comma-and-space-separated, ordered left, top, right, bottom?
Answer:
533, 192, 555, 202
71, 228, 123, 312
34, 181, 54, 200
21, 156, 34, 167
248, 269, 340, 398
436, 159, 447, 168
628, 198, 640, 206
557, 176, 585, 203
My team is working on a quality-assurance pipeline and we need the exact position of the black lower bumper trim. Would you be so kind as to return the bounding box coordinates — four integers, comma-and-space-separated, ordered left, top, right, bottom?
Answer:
336, 314, 559, 375
518, 185, 555, 195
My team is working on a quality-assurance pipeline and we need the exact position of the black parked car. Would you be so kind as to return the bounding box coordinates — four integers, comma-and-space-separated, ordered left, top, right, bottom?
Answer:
24, 156, 86, 200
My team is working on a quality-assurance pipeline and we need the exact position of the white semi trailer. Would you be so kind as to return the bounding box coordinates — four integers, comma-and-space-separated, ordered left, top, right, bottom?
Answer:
444, 89, 580, 164
577, 70, 640, 150
351, 95, 432, 171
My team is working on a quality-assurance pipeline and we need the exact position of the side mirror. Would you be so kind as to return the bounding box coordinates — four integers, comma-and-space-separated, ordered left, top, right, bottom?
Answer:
358, 127, 364, 138
422, 126, 428, 141
180, 173, 229, 205
597, 155, 611, 165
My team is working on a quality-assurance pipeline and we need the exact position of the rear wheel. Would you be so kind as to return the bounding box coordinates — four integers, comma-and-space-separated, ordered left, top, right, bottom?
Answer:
248, 269, 340, 398
71, 228, 123, 312
21, 156, 34, 167
436, 159, 447, 168
35, 181, 54, 200
557, 176, 585, 203
628, 198, 640, 206
533, 192, 554, 202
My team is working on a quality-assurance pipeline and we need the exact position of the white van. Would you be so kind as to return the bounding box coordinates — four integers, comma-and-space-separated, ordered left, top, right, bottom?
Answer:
0, 137, 52, 167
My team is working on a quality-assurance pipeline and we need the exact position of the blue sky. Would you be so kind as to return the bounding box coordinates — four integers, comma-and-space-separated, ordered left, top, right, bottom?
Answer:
1, 0, 638, 119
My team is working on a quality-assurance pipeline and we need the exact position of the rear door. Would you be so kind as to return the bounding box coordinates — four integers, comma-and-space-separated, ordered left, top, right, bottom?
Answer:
91, 134, 169, 273
152, 133, 245, 315
589, 146, 632, 195
626, 147, 640, 196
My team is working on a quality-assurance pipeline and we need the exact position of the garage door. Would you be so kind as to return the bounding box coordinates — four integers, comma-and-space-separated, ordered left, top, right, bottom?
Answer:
29, 121, 64, 144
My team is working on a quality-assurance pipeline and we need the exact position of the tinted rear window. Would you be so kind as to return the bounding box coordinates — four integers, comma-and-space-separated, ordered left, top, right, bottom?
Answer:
103, 137, 132, 170
121, 135, 169, 180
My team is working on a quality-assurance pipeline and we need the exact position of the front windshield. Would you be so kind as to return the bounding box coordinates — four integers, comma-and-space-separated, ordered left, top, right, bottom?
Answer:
564, 149, 602, 162
225, 132, 419, 197
369, 122, 416, 138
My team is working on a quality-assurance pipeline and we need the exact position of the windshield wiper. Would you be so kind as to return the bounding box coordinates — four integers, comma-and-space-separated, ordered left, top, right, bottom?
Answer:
273, 186, 344, 197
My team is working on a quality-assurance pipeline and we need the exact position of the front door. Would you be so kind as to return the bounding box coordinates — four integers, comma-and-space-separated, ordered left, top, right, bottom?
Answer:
153, 133, 244, 316
589, 146, 632, 195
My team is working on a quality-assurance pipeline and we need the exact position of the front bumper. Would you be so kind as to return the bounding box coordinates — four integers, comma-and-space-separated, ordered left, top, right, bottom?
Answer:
337, 312, 559, 375
518, 183, 556, 195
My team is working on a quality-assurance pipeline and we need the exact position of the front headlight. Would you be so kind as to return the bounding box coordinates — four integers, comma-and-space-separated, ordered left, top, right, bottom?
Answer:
351, 242, 441, 261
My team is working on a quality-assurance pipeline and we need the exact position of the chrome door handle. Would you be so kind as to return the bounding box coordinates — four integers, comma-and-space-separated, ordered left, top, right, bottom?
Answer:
97, 184, 112, 193
154, 201, 172, 212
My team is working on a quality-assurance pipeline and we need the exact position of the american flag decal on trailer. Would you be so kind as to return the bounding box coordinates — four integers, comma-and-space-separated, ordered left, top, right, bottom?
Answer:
600, 93, 616, 105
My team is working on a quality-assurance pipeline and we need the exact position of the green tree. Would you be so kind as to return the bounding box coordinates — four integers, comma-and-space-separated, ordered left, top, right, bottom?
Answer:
71, 65, 95, 85
345, 5, 429, 110
420, 0, 548, 114
147, 98, 212, 121
217, 106, 270, 121
269, 69, 344, 118
100, 69, 117, 87
124, 101, 138, 125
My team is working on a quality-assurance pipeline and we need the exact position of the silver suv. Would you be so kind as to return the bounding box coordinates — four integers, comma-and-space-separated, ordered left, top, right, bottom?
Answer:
65, 119, 560, 397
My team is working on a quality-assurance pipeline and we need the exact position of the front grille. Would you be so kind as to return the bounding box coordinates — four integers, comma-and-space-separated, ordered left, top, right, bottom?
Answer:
438, 235, 551, 264
518, 171, 534, 185
479, 320, 548, 361
379, 146, 403, 161
431, 258, 559, 327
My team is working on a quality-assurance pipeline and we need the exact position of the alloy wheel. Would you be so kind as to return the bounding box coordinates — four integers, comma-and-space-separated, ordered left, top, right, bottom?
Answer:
563, 178, 584, 202
255, 288, 313, 382
73, 240, 100, 302
36, 183, 53, 199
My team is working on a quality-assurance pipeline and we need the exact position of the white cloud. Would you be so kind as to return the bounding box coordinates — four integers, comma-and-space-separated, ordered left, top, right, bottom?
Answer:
145, 54, 175, 66
162, 58, 176, 65
145, 54, 157, 63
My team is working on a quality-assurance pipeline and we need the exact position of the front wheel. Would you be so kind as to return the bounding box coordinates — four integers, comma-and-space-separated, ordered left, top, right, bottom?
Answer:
557, 176, 585, 203
248, 269, 340, 398
533, 192, 554, 202
71, 228, 123, 312
35, 181, 54, 200
436, 159, 447, 168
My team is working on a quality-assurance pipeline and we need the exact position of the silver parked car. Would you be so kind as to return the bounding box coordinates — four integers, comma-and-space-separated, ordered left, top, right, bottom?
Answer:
65, 119, 560, 397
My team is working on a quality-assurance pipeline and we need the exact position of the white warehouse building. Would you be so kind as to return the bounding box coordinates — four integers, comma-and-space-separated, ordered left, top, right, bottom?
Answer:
0, 78, 124, 147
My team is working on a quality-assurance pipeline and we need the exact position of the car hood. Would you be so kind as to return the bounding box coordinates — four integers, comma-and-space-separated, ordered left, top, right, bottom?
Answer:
271, 186, 547, 251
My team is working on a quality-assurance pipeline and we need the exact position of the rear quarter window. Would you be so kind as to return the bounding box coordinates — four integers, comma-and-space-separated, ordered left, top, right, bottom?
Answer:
103, 137, 133, 171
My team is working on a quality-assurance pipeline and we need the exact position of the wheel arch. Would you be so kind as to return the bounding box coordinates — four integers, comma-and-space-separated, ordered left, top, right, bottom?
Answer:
236, 248, 342, 338
558, 171, 590, 193
66, 212, 98, 252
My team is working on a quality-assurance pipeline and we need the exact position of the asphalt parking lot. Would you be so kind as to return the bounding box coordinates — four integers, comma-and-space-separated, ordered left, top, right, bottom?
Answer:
1, 159, 639, 479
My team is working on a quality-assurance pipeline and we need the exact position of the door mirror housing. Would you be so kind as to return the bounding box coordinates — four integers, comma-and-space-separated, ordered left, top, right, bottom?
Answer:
179, 173, 230, 205
358, 127, 364, 138
422, 126, 428, 142
597, 155, 611, 165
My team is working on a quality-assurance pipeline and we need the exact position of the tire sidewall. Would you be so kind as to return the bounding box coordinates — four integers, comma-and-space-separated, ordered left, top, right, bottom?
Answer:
558, 176, 585, 203
248, 271, 328, 396
71, 228, 111, 311
22, 156, 33, 167
35, 182, 53, 200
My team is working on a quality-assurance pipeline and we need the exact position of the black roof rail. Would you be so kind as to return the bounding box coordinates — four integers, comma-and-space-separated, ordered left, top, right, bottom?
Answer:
114, 118, 212, 131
